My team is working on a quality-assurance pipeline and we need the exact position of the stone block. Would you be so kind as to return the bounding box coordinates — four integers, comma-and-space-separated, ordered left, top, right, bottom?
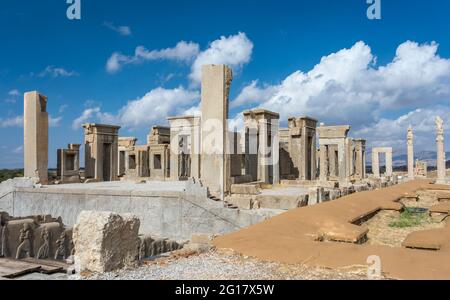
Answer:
73, 211, 140, 273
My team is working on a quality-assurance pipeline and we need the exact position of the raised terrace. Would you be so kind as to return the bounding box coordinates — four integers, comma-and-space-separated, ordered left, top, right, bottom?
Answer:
214, 179, 450, 280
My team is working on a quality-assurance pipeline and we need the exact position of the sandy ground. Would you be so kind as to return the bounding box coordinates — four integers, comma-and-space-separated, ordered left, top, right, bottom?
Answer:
214, 180, 450, 280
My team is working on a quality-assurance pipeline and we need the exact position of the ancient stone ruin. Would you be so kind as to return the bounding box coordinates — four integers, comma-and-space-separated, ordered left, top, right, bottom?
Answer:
2, 63, 449, 278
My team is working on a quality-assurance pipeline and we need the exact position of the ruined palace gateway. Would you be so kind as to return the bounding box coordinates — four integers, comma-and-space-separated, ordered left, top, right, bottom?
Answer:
147, 126, 171, 180
57, 144, 81, 183
372, 147, 393, 178
24, 91, 48, 184
168, 116, 201, 181
201, 65, 233, 198
317, 125, 351, 184
407, 126, 415, 180
83, 124, 121, 182
352, 139, 367, 180
436, 116, 447, 184
118, 137, 137, 177
287, 117, 318, 180
243, 109, 280, 185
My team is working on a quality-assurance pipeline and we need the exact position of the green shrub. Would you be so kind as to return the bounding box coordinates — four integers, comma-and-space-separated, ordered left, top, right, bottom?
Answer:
0, 169, 24, 183
389, 208, 430, 228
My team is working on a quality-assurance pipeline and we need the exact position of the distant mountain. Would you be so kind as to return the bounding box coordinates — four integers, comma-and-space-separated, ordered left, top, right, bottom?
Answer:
392, 151, 450, 167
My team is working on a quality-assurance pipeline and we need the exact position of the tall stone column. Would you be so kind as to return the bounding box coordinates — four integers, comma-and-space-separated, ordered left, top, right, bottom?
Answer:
407, 126, 415, 180
385, 150, 393, 177
24, 91, 48, 184
372, 150, 380, 178
258, 119, 269, 183
319, 145, 328, 181
337, 141, 348, 184
200, 65, 233, 199
271, 119, 280, 185
436, 117, 447, 184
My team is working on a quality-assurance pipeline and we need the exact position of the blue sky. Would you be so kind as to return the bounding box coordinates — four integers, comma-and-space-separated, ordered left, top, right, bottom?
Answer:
1, 0, 450, 168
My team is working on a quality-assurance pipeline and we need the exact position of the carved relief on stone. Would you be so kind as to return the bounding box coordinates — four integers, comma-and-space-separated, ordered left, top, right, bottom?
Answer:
54, 232, 66, 260
16, 223, 33, 259
36, 227, 50, 259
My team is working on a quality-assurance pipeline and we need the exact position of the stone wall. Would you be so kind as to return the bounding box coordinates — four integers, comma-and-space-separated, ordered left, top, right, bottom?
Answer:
0, 179, 272, 241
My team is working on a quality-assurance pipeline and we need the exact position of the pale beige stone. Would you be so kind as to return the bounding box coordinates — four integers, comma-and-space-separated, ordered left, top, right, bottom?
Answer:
24, 91, 48, 184
83, 124, 121, 182
73, 211, 140, 273
200, 65, 233, 198
436, 116, 447, 184
407, 126, 415, 179
243, 109, 280, 185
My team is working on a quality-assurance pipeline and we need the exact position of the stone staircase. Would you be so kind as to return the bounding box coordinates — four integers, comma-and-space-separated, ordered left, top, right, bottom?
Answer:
208, 194, 239, 210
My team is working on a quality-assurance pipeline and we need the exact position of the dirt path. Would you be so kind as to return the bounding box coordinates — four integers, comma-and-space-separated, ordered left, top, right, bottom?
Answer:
214, 180, 450, 280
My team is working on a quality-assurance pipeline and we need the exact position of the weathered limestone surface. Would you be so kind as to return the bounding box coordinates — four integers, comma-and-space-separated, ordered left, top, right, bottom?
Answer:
73, 211, 140, 273
24, 91, 48, 184
372, 147, 393, 178
57, 144, 81, 183
83, 124, 121, 182
243, 109, 280, 185
407, 126, 415, 180
168, 116, 201, 181
436, 117, 447, 184
201, 65, 233, 198
0, 179, 275, 240
287, 117, 318, 181
318, 125, 351, 184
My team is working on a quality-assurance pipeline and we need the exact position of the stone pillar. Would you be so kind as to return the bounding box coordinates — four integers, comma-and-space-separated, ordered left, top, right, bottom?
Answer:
328, 145, 337, 177
258, 119, 269, 183
337, 141, 348, 184
271, 119, 280, 185
372, 150, 380, 178
200, 65, 233, 199
319, 145, 328, 181
385, 149, 393, 177
407, 126, 415, 180
436, 117, 447, 184
353, 139, 366, 180
24, 91, 48, 184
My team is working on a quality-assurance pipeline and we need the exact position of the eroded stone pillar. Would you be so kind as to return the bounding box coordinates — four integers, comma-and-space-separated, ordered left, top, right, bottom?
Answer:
385, 149, 393, 177
436, 116, 447, 184
407, 126, 415, 180
24, 91, 48, 184
200, 65, 233, 198
319, 145, 328, 181
372, 150, 380, 178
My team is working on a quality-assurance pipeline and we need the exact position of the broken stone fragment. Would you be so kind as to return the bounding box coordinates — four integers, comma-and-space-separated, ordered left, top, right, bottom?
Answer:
73, 211, 140, 274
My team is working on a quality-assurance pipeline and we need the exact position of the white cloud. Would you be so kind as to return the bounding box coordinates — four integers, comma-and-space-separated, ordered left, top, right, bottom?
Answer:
118, 87, 199, 128
354, 107, 450, 153
13, 146, 23, 154
0, 115, 61, 128
49, 116, 62, 128
72, 87, 199, 130
59, 104, 68, 113
231, 80, 278, 109
38, 66, 78, 78
71, 107, 116, 130
106, 32, 253, 82
189, 32, 254, 85
8, 89, 20, 97
0, 116, 23, 128
103, 21, 132, 36
232, 41, 450, 129
106, 41, 200, 73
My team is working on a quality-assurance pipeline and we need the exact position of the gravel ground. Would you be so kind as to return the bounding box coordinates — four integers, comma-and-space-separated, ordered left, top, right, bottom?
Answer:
70, 250, 373, 280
